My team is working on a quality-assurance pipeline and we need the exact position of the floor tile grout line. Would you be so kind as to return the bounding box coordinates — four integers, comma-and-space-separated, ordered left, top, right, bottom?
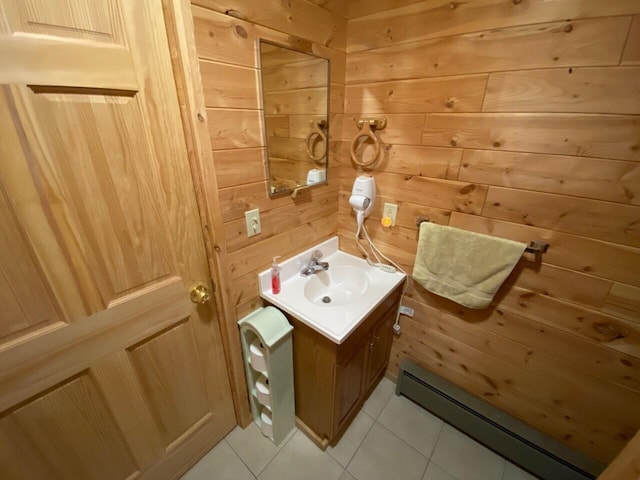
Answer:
222, 438, 258, 479
374, 419, 431, 462
429, 425, 509, 480
253, 427, 300, 478
370, 385, 397, 420
376, 394, 446, 462
428, 420, 446, 461
340, 411, 377, 473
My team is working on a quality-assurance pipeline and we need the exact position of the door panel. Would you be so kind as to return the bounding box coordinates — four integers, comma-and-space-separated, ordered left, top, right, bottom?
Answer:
0, 0, 235, 478
129, 321, 211, 446
4, 373, 138, 480
0, 186, 61, 341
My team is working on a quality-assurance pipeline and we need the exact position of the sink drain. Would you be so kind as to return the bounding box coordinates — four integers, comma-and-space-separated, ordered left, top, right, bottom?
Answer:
322, 296, 331, 304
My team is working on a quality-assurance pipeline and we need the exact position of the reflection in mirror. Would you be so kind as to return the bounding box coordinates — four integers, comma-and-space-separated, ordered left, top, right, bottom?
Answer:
258, 39, 330, 196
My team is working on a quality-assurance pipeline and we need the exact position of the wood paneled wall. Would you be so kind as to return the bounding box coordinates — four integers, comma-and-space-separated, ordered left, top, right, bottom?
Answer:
190, 1, 345, 325
338, 1, 640, 464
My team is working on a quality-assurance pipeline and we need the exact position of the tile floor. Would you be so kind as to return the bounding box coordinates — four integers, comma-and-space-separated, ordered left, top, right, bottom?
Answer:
181, 378, 539, 480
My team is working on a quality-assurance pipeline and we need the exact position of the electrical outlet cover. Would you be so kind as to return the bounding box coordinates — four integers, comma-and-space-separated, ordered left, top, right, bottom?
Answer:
383, 203, 398, 226
245, 208, 261, 237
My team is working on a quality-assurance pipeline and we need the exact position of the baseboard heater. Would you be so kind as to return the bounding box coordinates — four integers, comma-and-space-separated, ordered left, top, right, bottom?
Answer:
396, 360, 605, 480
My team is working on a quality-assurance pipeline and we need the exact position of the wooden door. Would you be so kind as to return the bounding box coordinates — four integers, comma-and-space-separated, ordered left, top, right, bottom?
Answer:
0, 1, 236, 479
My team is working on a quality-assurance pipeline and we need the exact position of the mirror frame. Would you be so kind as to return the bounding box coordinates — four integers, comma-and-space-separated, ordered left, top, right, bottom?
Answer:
257, 38, 331, 197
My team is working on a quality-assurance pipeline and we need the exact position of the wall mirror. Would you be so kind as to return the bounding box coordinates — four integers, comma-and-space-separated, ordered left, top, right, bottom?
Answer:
258, 39, 330, 196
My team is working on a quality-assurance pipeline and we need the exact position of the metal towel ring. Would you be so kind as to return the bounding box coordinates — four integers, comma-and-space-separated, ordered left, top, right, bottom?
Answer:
350, 117, 387, 169
305, 119, 327, 163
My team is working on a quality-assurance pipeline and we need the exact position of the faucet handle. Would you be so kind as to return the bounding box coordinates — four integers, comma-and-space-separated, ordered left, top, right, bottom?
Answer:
311, 249, 323, 261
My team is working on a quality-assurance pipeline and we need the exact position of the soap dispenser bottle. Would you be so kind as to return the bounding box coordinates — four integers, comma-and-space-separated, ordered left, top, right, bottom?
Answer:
271, 256, 281, 294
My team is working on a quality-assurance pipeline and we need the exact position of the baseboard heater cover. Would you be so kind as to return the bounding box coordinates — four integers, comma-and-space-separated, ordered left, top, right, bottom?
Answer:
396, 360, 605, 480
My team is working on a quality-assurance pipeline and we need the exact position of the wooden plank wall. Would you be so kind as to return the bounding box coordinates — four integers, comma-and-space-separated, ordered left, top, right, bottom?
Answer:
190, 1, 345, 320
339, 0, 640, 464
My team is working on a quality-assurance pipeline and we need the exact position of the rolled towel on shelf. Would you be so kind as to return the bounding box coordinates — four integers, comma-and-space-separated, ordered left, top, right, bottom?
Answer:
413, 222, 526, 309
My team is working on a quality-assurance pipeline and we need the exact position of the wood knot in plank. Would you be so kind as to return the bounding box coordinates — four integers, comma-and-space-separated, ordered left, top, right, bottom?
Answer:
481, 374, 498, 390
460, 184, 475, 194
225, 9, 244, 19
234, 25, 248, 38
564, 24, 573, 33
197, 112, 205, 123
592, 322, 622, 340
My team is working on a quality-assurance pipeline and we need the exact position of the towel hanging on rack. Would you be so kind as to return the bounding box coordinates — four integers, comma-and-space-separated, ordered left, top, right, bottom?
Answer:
413, 222, 526, 309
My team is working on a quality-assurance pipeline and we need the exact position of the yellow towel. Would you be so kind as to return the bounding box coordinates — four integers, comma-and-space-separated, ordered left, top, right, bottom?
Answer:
413, 223, 526, 309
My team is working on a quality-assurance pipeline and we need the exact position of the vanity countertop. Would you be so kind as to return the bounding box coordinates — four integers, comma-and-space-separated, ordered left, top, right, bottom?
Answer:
259, 237, 405, 344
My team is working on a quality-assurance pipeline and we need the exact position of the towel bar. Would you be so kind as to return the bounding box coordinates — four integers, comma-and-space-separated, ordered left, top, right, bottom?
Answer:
526, 240, 549, 255
415, 216, 549, 256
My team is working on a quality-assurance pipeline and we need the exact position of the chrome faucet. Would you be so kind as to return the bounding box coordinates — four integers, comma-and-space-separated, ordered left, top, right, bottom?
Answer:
300, 250, 329, 277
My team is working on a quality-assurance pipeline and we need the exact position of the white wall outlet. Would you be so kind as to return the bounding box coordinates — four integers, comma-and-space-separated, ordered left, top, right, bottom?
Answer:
245, 208, 261, 237
399, 305, 414, 317
383, 203, 398, 226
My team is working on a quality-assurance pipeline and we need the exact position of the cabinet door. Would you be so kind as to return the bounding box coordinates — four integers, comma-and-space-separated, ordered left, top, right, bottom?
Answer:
366, 310, 395, 389
334, 340, 367, 433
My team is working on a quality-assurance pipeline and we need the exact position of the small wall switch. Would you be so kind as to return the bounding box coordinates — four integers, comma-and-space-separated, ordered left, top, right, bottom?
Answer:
382, 203, 399, 226
245, 208, 261, 237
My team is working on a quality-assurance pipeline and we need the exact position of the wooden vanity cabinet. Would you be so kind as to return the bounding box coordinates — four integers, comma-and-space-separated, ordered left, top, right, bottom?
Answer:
280, 282, 403, 447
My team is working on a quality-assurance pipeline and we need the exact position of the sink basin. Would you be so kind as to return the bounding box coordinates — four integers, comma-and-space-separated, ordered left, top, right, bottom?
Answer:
259, 237, 405, 344
303, 266, 369, 306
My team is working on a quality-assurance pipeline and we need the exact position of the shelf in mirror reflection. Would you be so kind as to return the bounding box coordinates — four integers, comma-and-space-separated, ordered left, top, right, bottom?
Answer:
258, 38, 330, 197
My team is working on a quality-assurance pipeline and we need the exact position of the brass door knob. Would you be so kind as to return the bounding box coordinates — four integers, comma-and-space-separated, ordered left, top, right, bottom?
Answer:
190, 284, 212, 304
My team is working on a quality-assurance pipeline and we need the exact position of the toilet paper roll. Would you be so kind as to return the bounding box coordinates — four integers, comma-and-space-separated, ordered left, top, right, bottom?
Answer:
256, 374, 271, 407
260, 408, 273, 438
250, 338, 268, 373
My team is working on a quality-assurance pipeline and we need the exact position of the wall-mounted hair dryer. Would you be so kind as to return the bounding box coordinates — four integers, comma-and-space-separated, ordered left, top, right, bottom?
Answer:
349, 175, 376, 228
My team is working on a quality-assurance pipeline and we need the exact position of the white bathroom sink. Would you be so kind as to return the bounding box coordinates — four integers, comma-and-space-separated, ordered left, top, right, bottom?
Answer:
259, 237, 405, 344
303, 266, 370, 306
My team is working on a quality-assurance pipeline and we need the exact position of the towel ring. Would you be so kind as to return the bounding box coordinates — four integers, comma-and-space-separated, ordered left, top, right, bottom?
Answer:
305, 119, 327, 163
350, 117, 386, 169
